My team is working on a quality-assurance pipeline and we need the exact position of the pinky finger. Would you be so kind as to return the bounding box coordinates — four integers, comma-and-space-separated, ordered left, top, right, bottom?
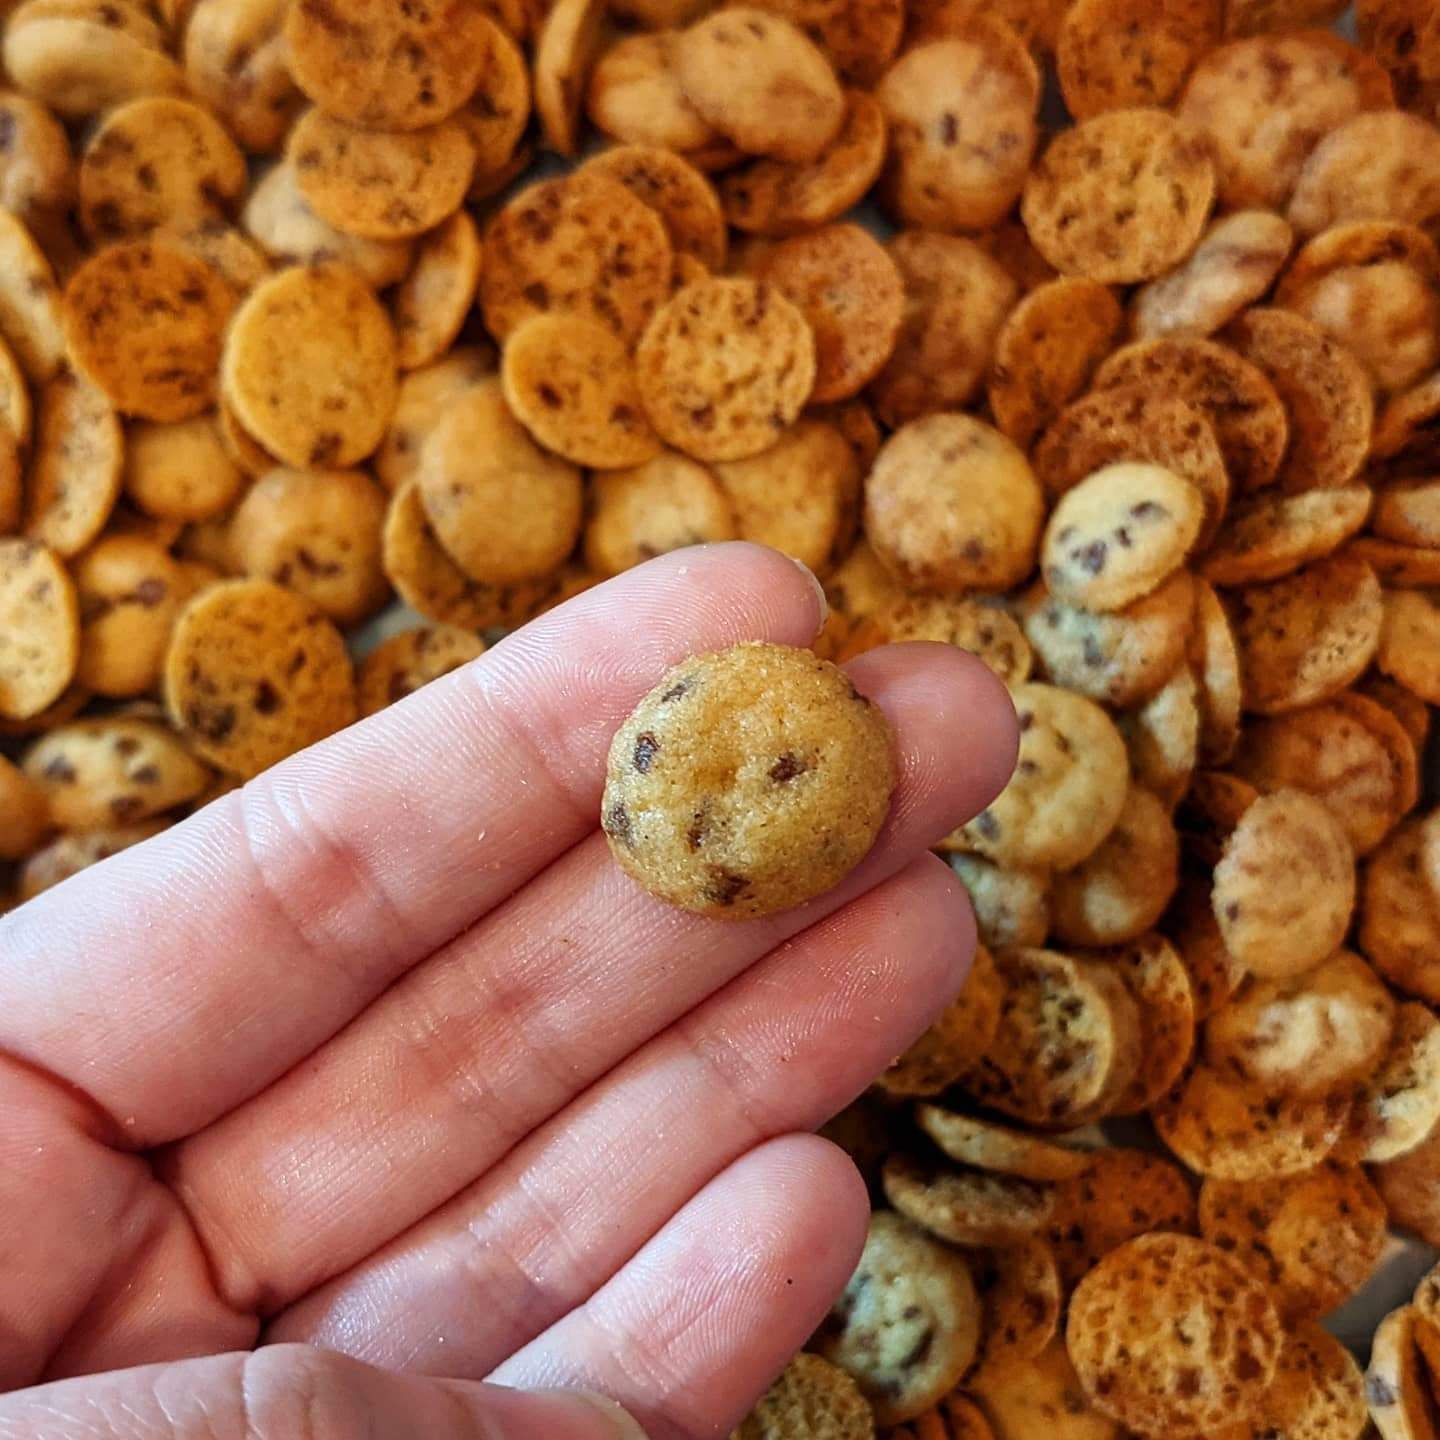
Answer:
486, 1133, 870, 1439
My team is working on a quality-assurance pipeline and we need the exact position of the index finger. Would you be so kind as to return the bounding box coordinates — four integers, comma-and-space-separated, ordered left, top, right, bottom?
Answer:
0, 544, 826, 1145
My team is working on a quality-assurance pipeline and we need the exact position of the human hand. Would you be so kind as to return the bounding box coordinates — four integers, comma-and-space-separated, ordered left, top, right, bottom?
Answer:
0, 543, 1016, 1439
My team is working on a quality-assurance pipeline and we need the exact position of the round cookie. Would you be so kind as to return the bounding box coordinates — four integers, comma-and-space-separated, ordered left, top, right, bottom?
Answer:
579, 145, 728, 272
967, 1341, 1117, 1439
1339, 1002, 1440, 1164
869, 232, 1018, 429
585, 34, 717, 156
0, 753, 50, 862
742, 0, 903, 86
635, 276, 816, 462
480, 172, 675, 346
287, 109, 476, 242
284, 0, 493, 131
387, 214, 480, 371
0, 210, 69, 385
916, 1105, 1091, 1183
1378, 589, 1440, 704
736, 1353, 874, 1440
882, 1152, 1055, 1249
222, 262, 398, 470
1190, 578, 1243, 764
864, 415, 1043, 593
1347, 536, 1440, 590
1201, 487, 1372, 589
1119, 665, 1199, 807
966, 1240, 1063, 1385
356, 626, 485, 718
0, 89, 74, 221
1228, 555, 1383, 714
63, 237, 234, 423
815, 1211, 979, 1426
600, 642, 894, 919
24, 371, 122, 559
0, 538, 78, 722
1373, 474, 1440, 547
947, 855, 1050, 951
184, 0, 304, 154
1067, 1234, 1281, 1436
1050, 784, 1180, 947
1213, 1325, 1367, 1440
164, 577, 357, 779
584, 452, 737, 576
124, 415, 245, 524
1106, 933, 1197, 1115
501, 314, 660, 470
1359, 673, 1432, 758
375, 347, 494, 494
0, 330, 32, 459
1169, 867, 1247, 1020
1375, 1133, 1440, 1248
1358, 817, 1440, 1006
533, 0, 607, 157
1021, 109, 1214, 285
461, 17, 530, 184
674, 9, 844, 165
871, 594, 1032, 686
961, 682, 1127, 870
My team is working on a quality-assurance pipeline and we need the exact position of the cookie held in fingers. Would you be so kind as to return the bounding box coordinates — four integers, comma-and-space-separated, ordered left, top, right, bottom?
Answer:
600, 642, 895, 920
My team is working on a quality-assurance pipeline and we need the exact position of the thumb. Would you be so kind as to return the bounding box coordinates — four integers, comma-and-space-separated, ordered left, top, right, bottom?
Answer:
0, 1344, 648, 1440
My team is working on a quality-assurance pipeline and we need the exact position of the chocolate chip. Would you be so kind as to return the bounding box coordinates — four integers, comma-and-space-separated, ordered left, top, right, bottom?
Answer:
768, 752, 807, 783
603, 802, 633, 845
703, 868, 748, 906
254, 681, 282, 715
1074, 539, 1109, 574
1366, 1374, 1398, 1408
633, 731, 659, 772
973, 809, 1000, 840
661, 679, 690, 703
43, 756, 77, 783
131, 765, 161, 785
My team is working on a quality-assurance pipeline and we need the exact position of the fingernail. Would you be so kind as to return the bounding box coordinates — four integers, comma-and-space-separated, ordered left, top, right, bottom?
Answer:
790, 555, 828, 637
571, 1392, 651, 1440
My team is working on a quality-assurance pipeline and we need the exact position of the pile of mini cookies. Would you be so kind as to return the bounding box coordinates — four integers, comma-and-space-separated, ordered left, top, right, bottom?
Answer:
3, 0, 1440, 1433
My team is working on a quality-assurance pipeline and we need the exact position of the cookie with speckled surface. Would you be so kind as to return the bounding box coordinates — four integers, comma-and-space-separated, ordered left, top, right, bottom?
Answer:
736, 1353, 874, 1440
375, 347, 494, 494
1358, 817, 1440, 1006
23, 371, 122, 559
184, 0, 303, 154
946, 854, 1050, 950
601, 642, 893, 919
390, 211, 482, 372
1212, 1324, 1367, 1440
357, 625, 485, 717
0, 537, 77, 722
586, 34, 717, 156
584, 452, 736, 577
915, 1104, 1091, 1181
872, 594, 1032, 686
1202, 487, 1372, 589
1337, 1002, 1440, 1164
1288, 110, 1440, 235
883, 1151, 1055, 1248
580, 145, 728, 272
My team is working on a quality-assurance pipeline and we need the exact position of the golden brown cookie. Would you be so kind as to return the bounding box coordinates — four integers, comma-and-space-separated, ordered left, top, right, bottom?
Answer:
0, 89, 74, 222
122, 416, 243, 526
1360, 671, 1432, 758
461, 17, 530, 186
0, 210, 72, 384
585, 33, 717, 155
184, 0, 304, 154
965, 1241, 1062, 1391
883, 1151, 1055, 1249
223, 262, 398, 470
375, 347, 494, 494
164, 577, 356, 779
966, 1342, 1116, 1439
534, 0, 607, 156
1374, 474, 1440, 548
1189, 577, 1243, 764
1201, 488, 1372, 589
1167, 866, 1246, 1020
1289, 110, 1440, 236
356, 625, 486, 717
1374, 1129, 1440, 1248
1102, 934, 1197, 1116
1378, 589, 1440, 703
24, 371, 123, 560
872, 593, 1032, 685
0, 752, 50, 862
916, 1104, 1091, 1182
745, 0, 903, 85
736, 1353, 874, 1440
390, 211, 482, 371
0, 538, 78, 722
1213, 1324, 1367, 1440
579, 145, 728, 272
601, 642, 895, 919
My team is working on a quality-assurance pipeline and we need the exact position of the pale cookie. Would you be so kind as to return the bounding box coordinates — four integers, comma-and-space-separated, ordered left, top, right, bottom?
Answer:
1205, 950, 1395, 1100
1340, 1002, 1440, 1165
72, 535, 194, 698
1168, 867, 1248, 1020
869, 232, 1018, 429
1378, 589, 1440, 703
0, 684, 89, 741
534, 0, 606, 156
720, 90, 886, 237
675, 9, 844, 165
736, 1353, 874, 1440
1213, 788, 1355, 980
1374, 1130, 1440, 1249
461, 18, 530, 184
1041, 463, 1203, 612
1374, 475, 1440, 547
1021, 109, 1214, 285
1176, 32, 1392, 211
585, 33, 716, 155
711, 419, 860, 574
23, 716, 210, 831
357, 625, 485, 717
883, 1152, 1055, 1249
1229, 556, 1383, 714
1289, 111, 1440, 236
1120, 664, 1200, 807
382, 484, 559, 630
1359, 817, 1440, 1005
987, 278, 1121, 450
1190, 578, 1243, 763
1202, 488, 1372, 589
501, 314, 661, 470
1132, 211, 1294, 340
242, 162, 416, 290
1033, 387, 1229, 548
24, 371, 123, 559
284, 0, 493, 130
755, 224, 903, 403
877, 941, 1005, 1097
2, 0, 181, 119
0, 89, 73, 220
164, 577, 356, 779
124, 416, 244, 525
17, 821, 169, 901
865, 415, 1042, 592
1051, 784, 1180, 947
916, 1104, 1091, 1182
0, 210, 66, 383
0, 538, 77, 721
584, 452, 737, 576
1154, 1061, 1351, 1180
390, 211, 482, 370
962, 682, 1127, 870
962, 946, 1141, 1128
946, 855, 1050, 951
580, 145, 728, 271
183, 0, 304, 154
816, 1211, 979, 1425
871, 594, 1032, 685
601, 642, 894, 919
1093, 337, 1288, 494
375, 347, 494, 493
876, 29, 1039, 232
0, 753, 49, 862
635, 276, 815, 461
1057, 0, 1221, 120
1019, 570, 1195, 708
223, 262, 398, 470
1066, 1234, 1281, 1436
288, 109, 476, 242
64, 238, 233, 423
968, 1342, 1120, 1439
229, 467, 389, 626
1231, 692, 1419, 855
78, 96, 246, 245
417, 378, 581, 585
966, 1241, 1062, 1387
1214, 1325, 1367, 1440
824, 539, 906, 625
1105, 934, 1197, 1115
1044, 1147, 1197, 1288
480, 172, 674, 345
744, 0, 903, 86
